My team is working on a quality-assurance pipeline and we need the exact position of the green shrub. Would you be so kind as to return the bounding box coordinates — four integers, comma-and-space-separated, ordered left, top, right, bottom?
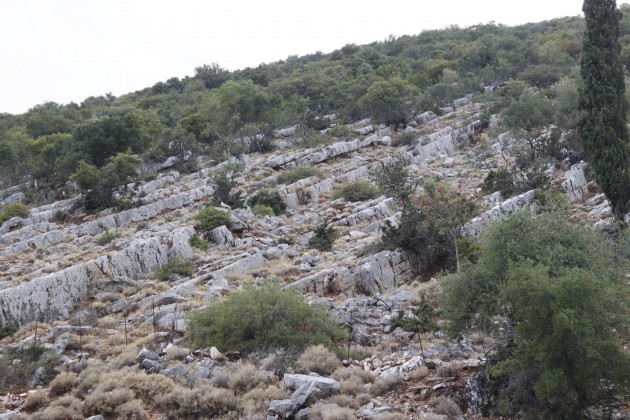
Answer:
0, 202, 29, 225
0, 320, 17, 340
194, 206, 232, 234
189, 234, 209, 251
187, 283, 347, 353
309, 222, 339, 252
277, 167, 318, 184
443, 211, 630, 417
393, 130, 418, 147
331, 181, 379, 202
252, 204, 275, 216
95, 230, 121, 246
248, 190, 287, 215
154, 258, 194, 282
0, 345, 58, 390
369, 156, 415, 200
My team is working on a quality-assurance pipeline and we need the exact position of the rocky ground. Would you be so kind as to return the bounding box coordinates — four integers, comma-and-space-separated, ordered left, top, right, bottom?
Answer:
0, 94, 624, 419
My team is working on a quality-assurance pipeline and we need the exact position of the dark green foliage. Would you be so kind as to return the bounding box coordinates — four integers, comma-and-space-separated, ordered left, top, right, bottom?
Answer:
0, 202, 29, 225
390, 293, 437, 334
194, 207, 232, 234
95, 231, 121, 246
187, 284, 347, 353
277, 167, 318, 184
369, 156, 414, 200
392, 130, 418, 147
481, 167, 551, 199
381, 182, 476, 273
359, 77, 418, 126
188, 234, 209, 251
579, 0, 630, 220
248, 189, 287, 215
502, 92, 555, 163
71, 152, 140, 210
331, 181, 379, 202
0, 345, 58, 391
481, 169, 517, 196
210, 163, 244, 207
443, 212, 630, 416
308, 222, 339, 252
72, 111, 151, 167
0, 320, 17, 340
252, 204, 275, 216
154, 258, 194, 282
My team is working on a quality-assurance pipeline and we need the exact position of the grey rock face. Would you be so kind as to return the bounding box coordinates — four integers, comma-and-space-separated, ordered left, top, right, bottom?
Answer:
465, 371, 494, 416
268, 399, 296, 418
463, 190, 536, 238
0, 227, 194, 326
283, 374, 340, 396
562, 162, 588, 203
209, 225, 235, 250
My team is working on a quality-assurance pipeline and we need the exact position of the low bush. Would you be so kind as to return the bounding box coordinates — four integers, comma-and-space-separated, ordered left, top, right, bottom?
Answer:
252, 203, 275, 216
248, 189, 287, 215
393, 130, 418, 146
296, 344, 341, 375
187, 283, 347, 353
188, 234, 208, 251
156, 384, 238, 418
23, 390, 47, 412
277, 167, 318, 184
331, 181, 379, 202
0, 202, 29, 225
49, 371, 79, 397
154, 258, 194, 282
0, 320, 17, 340
95, 230, 121, 246
194, 206, 232, 234
0, 345, 58, 390
309, 222, 339, 252
227, 361, 267, 395
30, 395, 83, 420
429, 395, 462, 417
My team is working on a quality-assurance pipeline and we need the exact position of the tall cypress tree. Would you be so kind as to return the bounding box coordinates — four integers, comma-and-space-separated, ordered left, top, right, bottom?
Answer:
579, 0, 630, 221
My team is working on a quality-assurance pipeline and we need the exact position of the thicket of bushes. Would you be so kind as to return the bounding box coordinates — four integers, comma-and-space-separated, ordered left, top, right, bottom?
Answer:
186, 284, 347, 353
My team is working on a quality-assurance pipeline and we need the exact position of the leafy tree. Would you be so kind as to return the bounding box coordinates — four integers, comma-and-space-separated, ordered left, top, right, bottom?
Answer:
203, 80, 281, 135
359, 77, 418, 126
71, 153, 140, 210
382, 182, 476, 273
72, 111, 152, 167
210, 162, 244, 207
443, 212, 630, 416
369, 156, 415, 200
579, 0, 630, 220
502, 92, 555, 163
187, 284, 347, 353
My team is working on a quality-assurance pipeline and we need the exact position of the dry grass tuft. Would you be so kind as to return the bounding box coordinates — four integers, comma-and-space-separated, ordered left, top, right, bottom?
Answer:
429, 395, 462, 417
22, 390, 47, 412
310, 403, 356, 419
227, 361, 267, 395
296, 344, 341, 375
48, 371, 79, 397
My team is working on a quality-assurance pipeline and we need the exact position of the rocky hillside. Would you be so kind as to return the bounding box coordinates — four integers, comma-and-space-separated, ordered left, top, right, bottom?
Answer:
0, 90, 625, 420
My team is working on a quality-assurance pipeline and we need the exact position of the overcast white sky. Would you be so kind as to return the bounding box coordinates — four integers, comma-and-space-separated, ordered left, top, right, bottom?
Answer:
0, 0, 586, 115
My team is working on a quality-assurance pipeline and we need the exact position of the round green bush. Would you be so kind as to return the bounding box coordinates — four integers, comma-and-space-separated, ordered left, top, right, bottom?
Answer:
248, 190, 287, 215
187, 284, 347, 353
194, 206, 232, 233
331, 181, 379, 202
